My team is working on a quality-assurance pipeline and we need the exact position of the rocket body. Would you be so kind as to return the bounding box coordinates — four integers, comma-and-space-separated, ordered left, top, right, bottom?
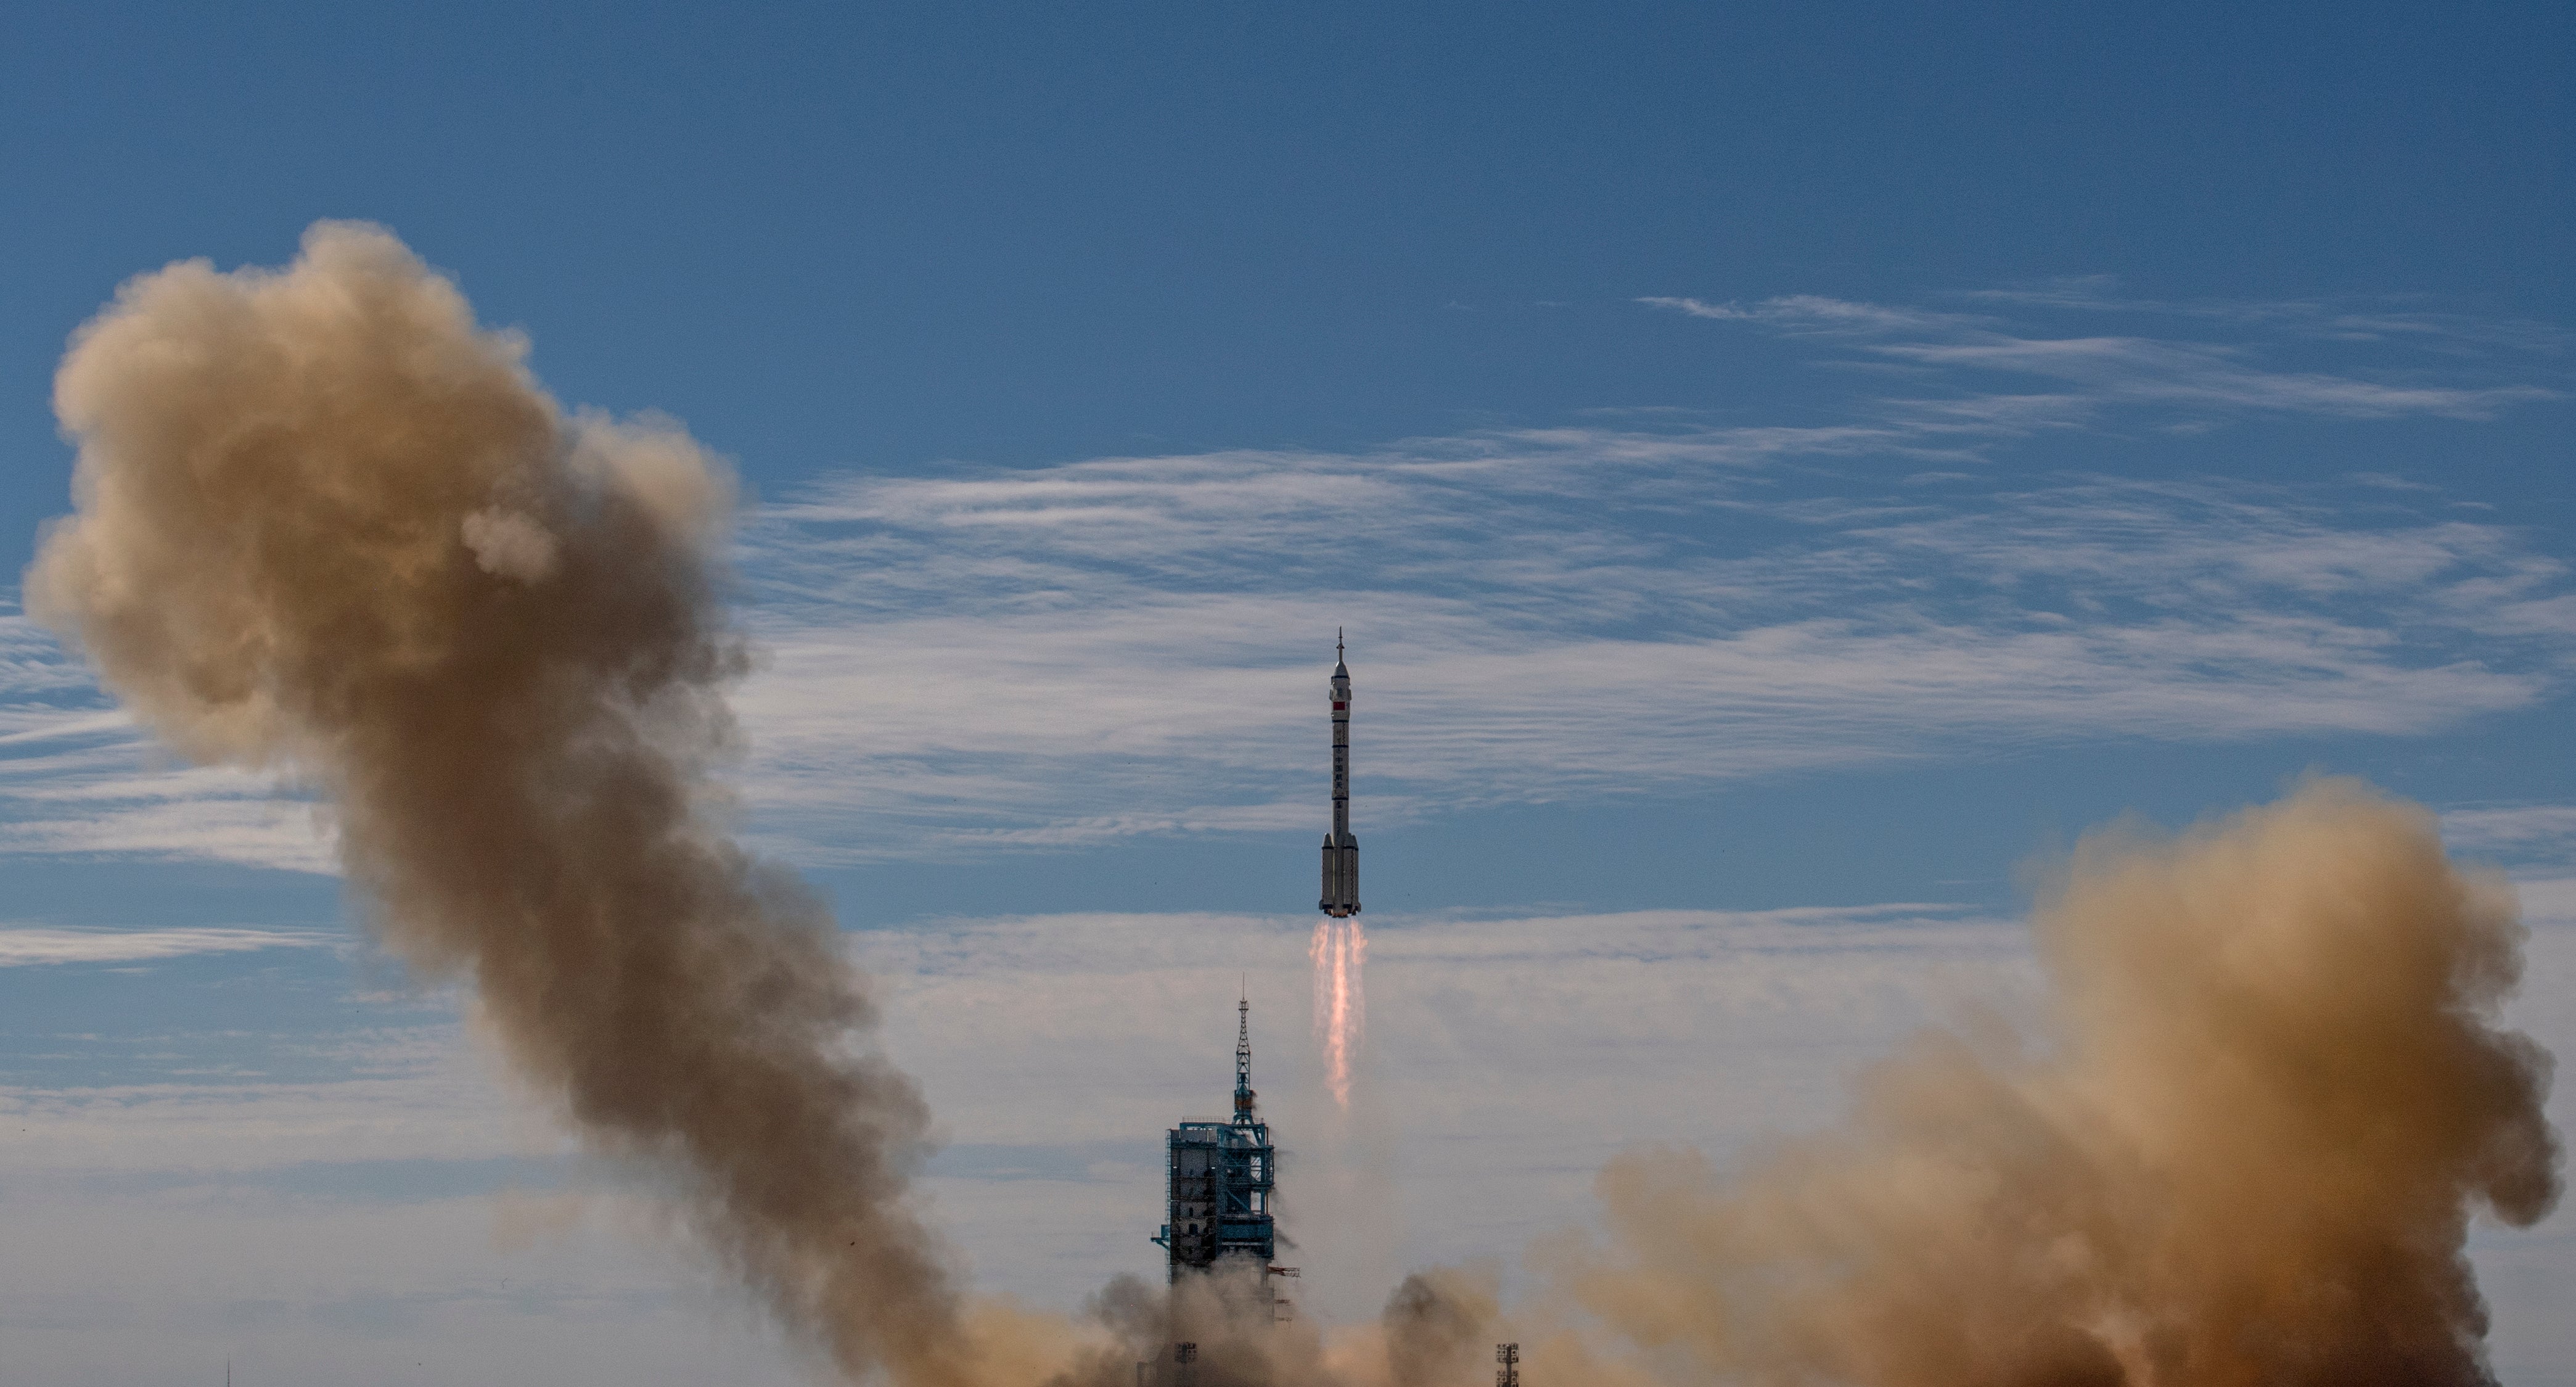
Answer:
1321, 643, 1360, 916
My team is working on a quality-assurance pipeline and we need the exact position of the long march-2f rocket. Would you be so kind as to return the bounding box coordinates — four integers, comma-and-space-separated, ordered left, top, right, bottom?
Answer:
1321, 633, 1360, 917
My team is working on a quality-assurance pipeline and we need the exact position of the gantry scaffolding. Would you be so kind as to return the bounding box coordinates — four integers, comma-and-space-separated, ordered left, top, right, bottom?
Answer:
1152, 998, 1279, 1286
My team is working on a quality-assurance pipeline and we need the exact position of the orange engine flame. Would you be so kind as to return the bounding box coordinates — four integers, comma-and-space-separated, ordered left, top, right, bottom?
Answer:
1310, 918, 1367, 1109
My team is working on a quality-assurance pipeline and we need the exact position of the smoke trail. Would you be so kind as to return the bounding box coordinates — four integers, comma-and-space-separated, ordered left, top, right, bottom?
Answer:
33, 228, 2559, 1387
26, 223, 1006, 1387
1376, 1268, 1501, 1387
1312, 919, 1368, 1109
1553, 780, 2560, 1387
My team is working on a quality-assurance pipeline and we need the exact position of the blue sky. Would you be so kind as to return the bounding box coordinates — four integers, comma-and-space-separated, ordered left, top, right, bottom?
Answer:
3, 3, 2573, 1384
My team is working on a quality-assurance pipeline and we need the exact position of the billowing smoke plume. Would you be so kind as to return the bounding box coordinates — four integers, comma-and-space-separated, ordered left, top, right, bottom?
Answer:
1041, 1264, 1502, 1387
27, 223, 993, 1386
1554, 781, 2560, 1387
31, 227, 2560, 1387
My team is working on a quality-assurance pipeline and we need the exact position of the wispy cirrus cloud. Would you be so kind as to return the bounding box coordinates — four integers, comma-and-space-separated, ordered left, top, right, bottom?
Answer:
0, 664, 338, 875
1, 292, 2566, 869
2443, 805, 2576, 869
0, 926, 332, 967
1872, 334, 2549, 419
1641, 287, 2564, 421
5, 450, 2571, 867
713, 447, 2576, 860
1636, 294, 1974, 334
1951, 277, 2570, 352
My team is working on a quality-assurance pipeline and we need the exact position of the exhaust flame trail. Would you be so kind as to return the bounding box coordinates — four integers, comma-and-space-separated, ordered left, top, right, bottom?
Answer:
1311, 917, 1367, 1109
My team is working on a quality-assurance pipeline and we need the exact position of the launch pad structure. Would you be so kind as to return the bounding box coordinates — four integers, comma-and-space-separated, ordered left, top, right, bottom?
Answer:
1151, 996, 1281, 1286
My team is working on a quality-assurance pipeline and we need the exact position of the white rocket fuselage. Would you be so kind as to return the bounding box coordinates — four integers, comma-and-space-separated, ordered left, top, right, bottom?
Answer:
1321, 647, 1360, 916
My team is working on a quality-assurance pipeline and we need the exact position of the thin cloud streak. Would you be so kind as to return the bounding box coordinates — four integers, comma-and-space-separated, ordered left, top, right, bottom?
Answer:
2443, 805, 2576, 865
1873, 335, 2551, 419
1641, 289, 2564, 420
1948, 278, 2572, 353
0, 698, 338, 874
0, 926, 332, 967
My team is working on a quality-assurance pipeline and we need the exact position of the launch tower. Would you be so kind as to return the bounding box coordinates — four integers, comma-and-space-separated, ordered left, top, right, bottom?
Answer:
1321, 633, 1360, 917
1152, 998, 1279, 1284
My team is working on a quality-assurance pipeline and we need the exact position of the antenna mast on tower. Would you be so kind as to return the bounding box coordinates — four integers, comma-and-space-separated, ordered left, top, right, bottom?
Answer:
1234, 994, 1256, 1123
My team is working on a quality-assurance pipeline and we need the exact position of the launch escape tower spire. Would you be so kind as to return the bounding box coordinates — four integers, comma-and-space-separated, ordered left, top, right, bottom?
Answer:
1321, 632, 1360, 917
1152, 996, 1279, 1287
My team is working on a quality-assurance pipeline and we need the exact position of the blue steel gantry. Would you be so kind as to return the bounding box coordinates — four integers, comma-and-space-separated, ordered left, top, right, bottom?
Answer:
1152, 997, 1278, 1285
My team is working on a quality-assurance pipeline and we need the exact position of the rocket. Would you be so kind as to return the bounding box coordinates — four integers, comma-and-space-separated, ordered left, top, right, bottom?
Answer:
1320, 632, 1360, 917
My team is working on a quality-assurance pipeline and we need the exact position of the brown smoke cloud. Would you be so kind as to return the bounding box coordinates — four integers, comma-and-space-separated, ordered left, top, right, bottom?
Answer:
1035, 1263, 1502, 1387
27, 222, 1007, 1386
1552, 780, 2560, 1387
30, 226, 2560, 1387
